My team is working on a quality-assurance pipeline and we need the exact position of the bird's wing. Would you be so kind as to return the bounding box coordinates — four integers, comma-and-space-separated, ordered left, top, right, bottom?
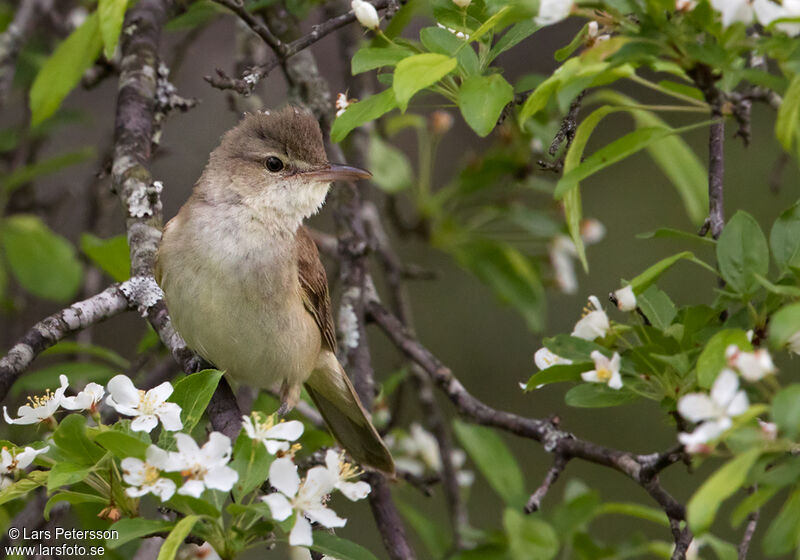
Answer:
296, 226, 337, 353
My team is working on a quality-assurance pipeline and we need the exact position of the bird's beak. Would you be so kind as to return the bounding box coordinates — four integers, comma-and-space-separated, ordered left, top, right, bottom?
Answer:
302, 163, 372, 182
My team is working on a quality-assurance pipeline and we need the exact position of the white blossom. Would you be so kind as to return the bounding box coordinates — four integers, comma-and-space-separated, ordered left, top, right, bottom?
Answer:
242, 412, 304, 454
758, 419, 778, 440
0, 445, 49, 487
613, 285, 637, 312
262, 457, 344, 547
168, 433, 238, 498
726, 345, 776, 382
105, 375, 183, 433
754, 0, 800, 34
4, 375, 68, 425
388, 425, 473, 487
678, 369, 749, 450
581, 351, 623, 389
61, 382, 105, 412
535, 0, 573, 25
121, 445, 177, 502
323, 449, 371, 501
335, 93, 353, 118
549, 236, 579, 294
534, 347, 572, 370
351, 0, 380, 30
452, 0, 471, 7
580, 218, 606, 244
675, 0, 697, 11
710, 0, 757, 26
572, 296, 610, 341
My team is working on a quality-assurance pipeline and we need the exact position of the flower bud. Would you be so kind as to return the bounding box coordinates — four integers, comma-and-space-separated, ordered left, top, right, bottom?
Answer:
430, 110, 453, 135
452, 0, 472, 7
613, 285, 637, 311
351, 0, 380, 30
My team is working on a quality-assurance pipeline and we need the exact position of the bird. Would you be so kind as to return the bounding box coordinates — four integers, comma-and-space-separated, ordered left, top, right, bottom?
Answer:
155, 106, 394, 473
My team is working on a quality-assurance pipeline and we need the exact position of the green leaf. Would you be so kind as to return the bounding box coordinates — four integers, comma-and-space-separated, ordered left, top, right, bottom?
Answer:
29, 11, 103, 126
450, 239, 544, 332
230, 431, 273, 501
763, 487, 800, 555
628, 251, 695, 294
596, 502, 670, 526
44, 491, 105, 521
554, 25, 588, 62
98, 0, 127, 59
775, 75, 800, 156
555, 126, 677, 200
488, 20, 540, 62
426, 27, 480, 73
392, 53, 456, 111
453, 419, 526, 507
543, 334, 606, 361
168, 369, 223, 433
768, 302, 800, 350
771, 385, 800, 439
3, 147, 96, 194
367, 134, 414, 193
108, 518, 175, 549
1, 214, 83, 302
636, 285, 676, 331
716, 211, 769, 296
696, 329, 751, 388
309, 532, 381, 560
0, 471, 47, 506
503, 508, 558, 560
352, 46, 412, 74
524, 362, 592, 390
93, 430, 149, 459
157, 515, 199, 560
457, 74, 514, 137
52, 414, 106, 466
636, 228, 716, 245
769, 200, 800, 271
687, 447, 762, 534
331, 88, 397, 143
47, 462, 91, 492
564, 384, 638, 408
80, 233, 130, 281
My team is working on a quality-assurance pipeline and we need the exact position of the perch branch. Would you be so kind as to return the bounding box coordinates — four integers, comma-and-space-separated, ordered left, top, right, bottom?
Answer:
525, 455, 569, 513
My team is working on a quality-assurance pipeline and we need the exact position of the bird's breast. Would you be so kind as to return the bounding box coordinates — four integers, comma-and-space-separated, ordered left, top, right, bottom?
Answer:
158, 204, 322, 389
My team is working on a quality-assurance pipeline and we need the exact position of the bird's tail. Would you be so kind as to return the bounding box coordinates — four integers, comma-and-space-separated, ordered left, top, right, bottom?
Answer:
304, 351, 394, 474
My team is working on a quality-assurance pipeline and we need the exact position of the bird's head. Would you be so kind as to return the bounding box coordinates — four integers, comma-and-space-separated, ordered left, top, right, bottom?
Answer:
206, 106, 370, 232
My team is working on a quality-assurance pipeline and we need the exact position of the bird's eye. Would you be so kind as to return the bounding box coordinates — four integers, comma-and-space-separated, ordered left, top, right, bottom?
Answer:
264, 156, 284, 172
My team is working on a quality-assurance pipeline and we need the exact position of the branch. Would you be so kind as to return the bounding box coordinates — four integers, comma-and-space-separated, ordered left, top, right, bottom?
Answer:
204, 0, 394, 95
212, 0, 285, 54
525, 455, 569, 513
0, 284, 130, 400
365, 300, 687, 522
738, 487, 760, 559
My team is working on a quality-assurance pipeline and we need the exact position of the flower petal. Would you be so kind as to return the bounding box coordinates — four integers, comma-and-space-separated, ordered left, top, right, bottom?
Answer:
726, 390, 749, 417
581, 370, 601, 383
677, 394, 719, 423
121, 458, 146, 485
151, 478, 176, 501
607, 371, 623, 390
204, 465, 238, 492
106, 375, 141, 408
711, 369, 740, 409
147, 381, 174, 404
262, 492, 293, 521
265, 420, 304, 442
338, 480, 371, 501
130, 414, 159, 433
156, 403, 183, 431
265, 440, 290, 455
269, 457, 300, 498
203, 432, 232, 464
177, 479, 206, 498
304, 505, 347, 528
289, 515, 313, 547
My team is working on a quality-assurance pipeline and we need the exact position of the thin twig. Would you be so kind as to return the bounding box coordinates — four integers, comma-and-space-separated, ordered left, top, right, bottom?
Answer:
525, 455, 569, 513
